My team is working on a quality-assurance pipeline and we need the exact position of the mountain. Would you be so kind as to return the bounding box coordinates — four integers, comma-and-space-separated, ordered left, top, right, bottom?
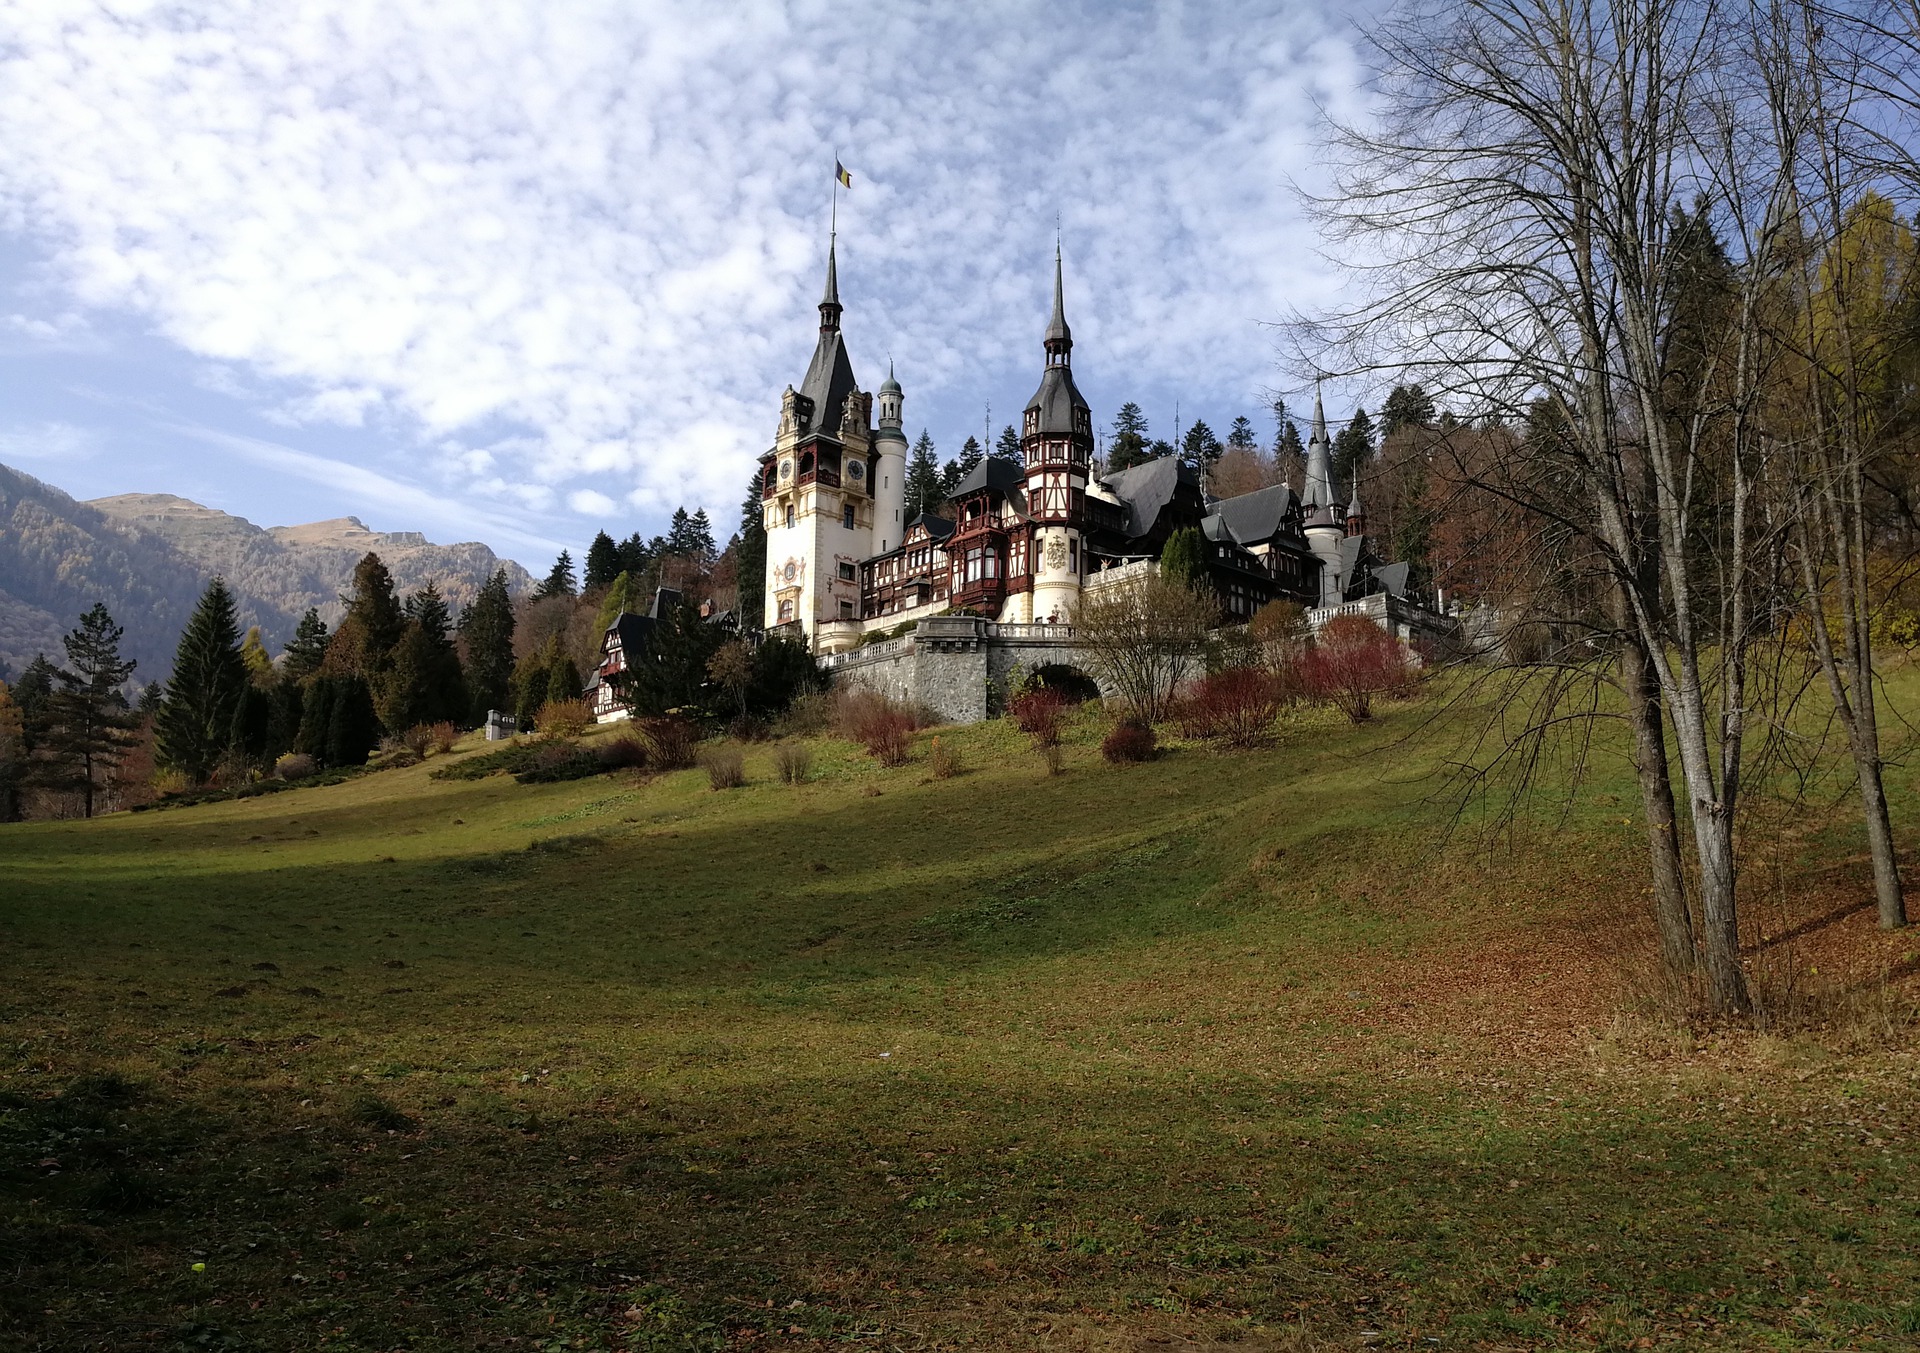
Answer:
0, 462, 533, 684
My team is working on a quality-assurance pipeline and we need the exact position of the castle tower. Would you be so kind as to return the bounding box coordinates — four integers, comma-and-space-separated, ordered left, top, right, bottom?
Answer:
759, 237, 876, 645
1021, 246, 1094, 623
873, 360, 908, 554
1302, 385, 1346, 607
1345, 475, 1366, 538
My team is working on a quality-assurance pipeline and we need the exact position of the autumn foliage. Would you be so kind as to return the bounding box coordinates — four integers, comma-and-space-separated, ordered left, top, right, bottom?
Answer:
1296, 616, 1415, 722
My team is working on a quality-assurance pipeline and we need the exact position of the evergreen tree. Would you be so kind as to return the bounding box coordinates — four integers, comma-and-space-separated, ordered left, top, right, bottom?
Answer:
387, 581, 465, 726
39, 603, 140, 816
736, 468, 767, 630
13, 655, 56, 743
614, 597, 727, 716
595, 571, 635, 635
1147, 438, 1176, 460
344, 553, 406, 665
1332, 409, 1376, 497
239, 627, 274, 685
316, 676, 380, 767
666, 508, 694, 555
688, 508, 716, 560
905, 430, 941, 519
512, 636, 562, 727
156, 579, 249, 786
1108, 403, 1151, 471
282, 609, 330, 682
1227, 415, 1259, 451
459, 569, 516, 725
1159, 526, 1210, 594
617, 532, 650, 578
995, 424, 1021, 459
583, 531, 622, 591
544, 652, 583, 708
1379, 384, 1436, 437
1181, 419, 1224, 475
534, 550, 577, 600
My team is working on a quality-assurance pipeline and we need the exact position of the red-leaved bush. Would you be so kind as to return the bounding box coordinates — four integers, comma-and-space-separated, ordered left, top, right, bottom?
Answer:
1297, 616, 1415, 722
1101, 719, 1158, 764
834, 689, 921, 766
1175, 667, 1285, 747
638, 715, 698, 769
1008, 689, 1069, 746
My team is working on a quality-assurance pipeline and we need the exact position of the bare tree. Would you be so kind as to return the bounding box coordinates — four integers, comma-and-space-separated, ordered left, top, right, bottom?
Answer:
1074, 574, 1213, 723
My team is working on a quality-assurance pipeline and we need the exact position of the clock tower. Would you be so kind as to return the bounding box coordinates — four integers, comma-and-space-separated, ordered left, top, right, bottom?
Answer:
1022, 247, 1094, 623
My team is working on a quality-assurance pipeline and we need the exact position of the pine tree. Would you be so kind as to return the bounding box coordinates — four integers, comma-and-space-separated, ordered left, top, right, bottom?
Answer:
544, 652, 583, 708
905, 430, 941, 519
156, 579, 248, 786
534, 550, 577, 600
40, 603, 140, 816
0, 681, 26, 822
1181, 419, 1224, 475
345, 553, 406, 666
583, 531, 622, 591
13, 655, 55, 748
1108, 403, 1150, 471
282, 609, 330, 682
995, 424, 1021, 459
1148, 438, 1176, 460
1332, 409, 1376, 497
1227, 415, 1259, 451
459, 569, 516, 725
666, 508, 694, 555
688, 509, 716, 560
1159, 527, 1209, 595
617, 532, 650, 578
1379, 385, 1435, 437
394, 581, 465, 725
736, 468, 767, 630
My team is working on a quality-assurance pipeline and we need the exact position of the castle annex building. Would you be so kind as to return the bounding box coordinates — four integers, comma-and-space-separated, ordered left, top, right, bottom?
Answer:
759, 241, 1413, 651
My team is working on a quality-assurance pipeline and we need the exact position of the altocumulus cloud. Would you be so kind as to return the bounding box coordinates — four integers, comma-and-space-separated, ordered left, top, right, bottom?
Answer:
0, 0, 1364, 533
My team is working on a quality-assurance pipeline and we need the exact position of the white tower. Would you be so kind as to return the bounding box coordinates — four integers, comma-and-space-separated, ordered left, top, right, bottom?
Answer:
1302, 386, 1346, 608
873, 361, 908, 555
1023, 247, 1094, 624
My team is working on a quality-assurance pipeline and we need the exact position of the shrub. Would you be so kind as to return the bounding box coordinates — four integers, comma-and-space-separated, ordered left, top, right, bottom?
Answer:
273, 752, 317, 781
512, 741, 600, 784
1101, 719, 1158, 764
537, 698, 592, 738
400, 723, 435, 756
928, 736, 962, 780
428, 721, 458, 754
773, 742, 812, 784
1177, 667, 1284, 747
775, 690, 833, 737
1008, 688, 1069, 744
834, 689, 921, 766
596, 732, 649, 771
1297, 616, 1416, 722
639, 715, 698, 770
150, 767, 191, 798
699, 744, 745, 790
1040, 742, 1065, 776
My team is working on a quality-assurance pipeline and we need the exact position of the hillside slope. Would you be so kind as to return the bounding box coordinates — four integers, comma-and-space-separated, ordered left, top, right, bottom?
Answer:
0, 462, 532, 682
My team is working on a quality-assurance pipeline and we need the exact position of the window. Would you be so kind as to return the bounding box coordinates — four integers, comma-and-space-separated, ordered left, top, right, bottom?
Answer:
784, 505, 795, 528
777, 598, 794, 622
1069, 539, 1078, 574
843, 504, 856, 529
840, 600, 855, 619
838, 562, 855, 581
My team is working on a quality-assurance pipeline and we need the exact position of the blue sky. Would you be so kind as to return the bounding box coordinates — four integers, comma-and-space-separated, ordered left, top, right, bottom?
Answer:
0, 0, 1372, 572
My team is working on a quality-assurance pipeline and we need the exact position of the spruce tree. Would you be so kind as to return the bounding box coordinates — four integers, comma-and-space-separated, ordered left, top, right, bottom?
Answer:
1108, 403, 1150, 471
1181, 419, 1223, 475
544, 652, 583, 708
1227, 415, 1259, 451
0, 681, 27, 822
1379, 384, 1435, 437
736, 468, 767, 629
345, 553, 406, 666
282, 609, 330, 681
13, 655, 56, 745
666, 508, 694, 555
1332, 409, 1376, 496
534, 550, 577, 600
995, 424, 1021, 460
1159, 527, 1210, 595
583, 531, 621, 591
905, 430, 941, 519
403, 581, 465, 723
40, 603, 140, 816
156, 579, 248, 786
617, 532, 649, 577
688, 509, 716, 560
459, 569, 516, 725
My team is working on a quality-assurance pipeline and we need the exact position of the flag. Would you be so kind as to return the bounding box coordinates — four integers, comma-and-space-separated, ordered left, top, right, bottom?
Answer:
835, 160, 852, 189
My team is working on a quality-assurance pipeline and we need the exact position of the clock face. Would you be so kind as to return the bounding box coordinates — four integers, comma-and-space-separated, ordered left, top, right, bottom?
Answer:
848, 460, 865, 480
783, 560, 797, 582
779, 459, 793, 480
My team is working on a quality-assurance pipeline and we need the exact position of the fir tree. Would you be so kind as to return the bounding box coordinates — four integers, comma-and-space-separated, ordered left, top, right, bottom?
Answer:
282, 609, 330, 682
614, 596, 727, 717
688, 508, 716, 560
1227, 415, 1259, 451
905, 430, 941, 519
736, 468, 767, 630
1332, 409, 1376, 497
1108, 403, 1150, 471
459, 569, 516, 725
666, 508, 694, 555
1379, 384, 1435, 437
583, 531, 622, 591
156, 579, 248, 786
543, 652, 583, 707
534, 550, 577, 600
40, 603, 140, 816
1181, 419, 1224, 475
345, 553, 406, 665
0, 681, 26, 822
391, 581, 465, 725
1147, 438, 1176, 460
995, 424, 1021, 459
13, 654, 56, 742
1159, 527, 1210, 596
616, 532, 650, 578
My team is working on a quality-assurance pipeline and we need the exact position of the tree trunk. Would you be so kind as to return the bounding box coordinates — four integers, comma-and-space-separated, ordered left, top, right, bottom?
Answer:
1623, 633, 1694, 972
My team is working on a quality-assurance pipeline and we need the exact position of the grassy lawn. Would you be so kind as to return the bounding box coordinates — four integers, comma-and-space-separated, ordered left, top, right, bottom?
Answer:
5, 692, 1920, 1350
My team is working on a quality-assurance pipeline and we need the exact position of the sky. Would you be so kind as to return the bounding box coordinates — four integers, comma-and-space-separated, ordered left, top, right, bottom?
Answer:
0, 0, 1373, 572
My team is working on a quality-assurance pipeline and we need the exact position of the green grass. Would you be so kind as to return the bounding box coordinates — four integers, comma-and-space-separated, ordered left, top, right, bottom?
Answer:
4, 698, 1920, 1350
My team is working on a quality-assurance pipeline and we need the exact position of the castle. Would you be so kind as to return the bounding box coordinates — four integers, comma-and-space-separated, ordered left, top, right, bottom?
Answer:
758, 240, 1416, 655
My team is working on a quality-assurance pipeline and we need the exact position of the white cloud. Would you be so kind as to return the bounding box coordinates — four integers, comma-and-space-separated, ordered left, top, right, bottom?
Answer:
0, 1, 1360, 530
0, 419, 101, 461
567, 488, 617, 516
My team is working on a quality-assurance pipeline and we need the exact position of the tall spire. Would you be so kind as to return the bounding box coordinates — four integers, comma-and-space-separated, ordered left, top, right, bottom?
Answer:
1044, 243, 1071, 365
1303, 377, 1335, 515
819, 234, 842, 335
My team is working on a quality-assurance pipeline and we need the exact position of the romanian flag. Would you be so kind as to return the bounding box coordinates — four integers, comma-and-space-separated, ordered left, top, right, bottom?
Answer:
835, 160, 852, 189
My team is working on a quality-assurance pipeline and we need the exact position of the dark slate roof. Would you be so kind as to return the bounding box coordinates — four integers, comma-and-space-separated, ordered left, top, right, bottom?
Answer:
798, 329, 857, 438
1024, 364, 1090, 436
946, 455, 1026, 501
602, 612, 655, 660
1097, 455, 1194, 538
648, 587, 683, 619
906, 512, 956, 542
1371, 560, 1411, 598
1202, 483, 1298, 546
1338, 535, 1366, 578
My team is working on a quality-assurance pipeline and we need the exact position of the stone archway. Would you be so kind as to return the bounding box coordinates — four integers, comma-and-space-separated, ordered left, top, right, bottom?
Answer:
1026, 662, 1102, 704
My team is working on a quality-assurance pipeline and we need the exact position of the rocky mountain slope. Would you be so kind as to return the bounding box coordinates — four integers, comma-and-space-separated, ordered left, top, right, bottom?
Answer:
0, 463, 532, 684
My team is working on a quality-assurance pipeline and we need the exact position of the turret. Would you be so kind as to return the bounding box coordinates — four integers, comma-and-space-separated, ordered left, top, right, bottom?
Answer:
1302, 384, 1346, 606
1022, 246, 1095, 624
1345, 476, 1366, 538
873, 361, 908, 554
